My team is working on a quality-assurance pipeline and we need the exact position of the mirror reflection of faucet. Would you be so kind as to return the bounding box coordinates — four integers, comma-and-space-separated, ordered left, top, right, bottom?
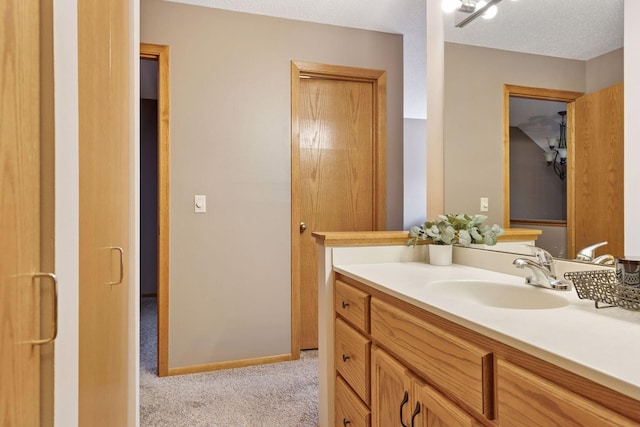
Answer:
576, 241, 615, 265
513, 245, 572, 291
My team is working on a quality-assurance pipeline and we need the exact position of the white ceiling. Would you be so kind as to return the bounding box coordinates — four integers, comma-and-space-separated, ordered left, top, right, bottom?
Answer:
163, 0, 624, 117
444, 0, 623, 61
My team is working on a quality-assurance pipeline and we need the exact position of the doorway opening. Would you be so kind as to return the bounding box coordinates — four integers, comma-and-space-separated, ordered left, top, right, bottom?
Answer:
503, 85, 581, 258
508, 97, 569, 257
140, 43, 170, 377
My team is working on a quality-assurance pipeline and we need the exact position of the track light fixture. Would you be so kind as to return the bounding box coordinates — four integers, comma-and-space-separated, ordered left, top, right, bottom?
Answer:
442, 0, 503, 28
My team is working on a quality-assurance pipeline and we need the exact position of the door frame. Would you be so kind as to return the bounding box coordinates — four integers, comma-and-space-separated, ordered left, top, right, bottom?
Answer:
502, 84, 582, 258
290, 61, 386, 356
140, 43, 170, 376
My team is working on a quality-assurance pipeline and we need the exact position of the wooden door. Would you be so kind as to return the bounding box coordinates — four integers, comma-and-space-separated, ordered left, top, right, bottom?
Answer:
1, 0, 43, 424
292, 62, 386, 351
371, 346, 413, 427
573, 83, 624, 258
78, 0, 130, 423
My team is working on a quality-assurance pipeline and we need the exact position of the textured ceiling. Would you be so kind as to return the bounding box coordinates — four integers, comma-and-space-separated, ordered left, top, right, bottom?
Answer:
167, 0, 623, 59
162, 0, 624, 118
444, 0, 624, 61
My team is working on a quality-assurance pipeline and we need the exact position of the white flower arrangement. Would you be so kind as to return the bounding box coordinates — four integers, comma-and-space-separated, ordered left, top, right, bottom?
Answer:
407, 214, 504, 247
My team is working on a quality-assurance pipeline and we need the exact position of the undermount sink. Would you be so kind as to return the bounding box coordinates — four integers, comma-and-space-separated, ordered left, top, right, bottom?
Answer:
425, 280, 570, 310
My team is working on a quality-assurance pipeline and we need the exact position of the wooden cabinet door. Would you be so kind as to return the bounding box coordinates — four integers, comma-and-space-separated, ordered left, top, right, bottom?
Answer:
78, 0, 130, 423
497, 359, 636, 426
1, 0, 43, 424
371, 346, 413, 427
412, 379, 482, 427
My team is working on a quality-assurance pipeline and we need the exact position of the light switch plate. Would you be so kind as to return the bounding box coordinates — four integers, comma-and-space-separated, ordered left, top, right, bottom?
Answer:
480, 197, 489, 212
194, 195, 206, 213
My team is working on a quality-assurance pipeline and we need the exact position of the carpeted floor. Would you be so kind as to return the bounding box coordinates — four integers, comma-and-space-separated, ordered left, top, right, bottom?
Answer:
140, 298, 319, 427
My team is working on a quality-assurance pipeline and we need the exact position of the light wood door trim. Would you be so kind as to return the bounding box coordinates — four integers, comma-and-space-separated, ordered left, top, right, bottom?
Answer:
291, 61, 386, 356
502, 85, 582, 254
140, 42, 170, 377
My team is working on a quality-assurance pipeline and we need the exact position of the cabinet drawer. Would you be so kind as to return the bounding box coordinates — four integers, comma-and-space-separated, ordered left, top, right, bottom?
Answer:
335, 317, 371, 404
336, 375, 371, 427
335, 279, 370, 333
370, 297, 493, 419
497, 359, 637, 426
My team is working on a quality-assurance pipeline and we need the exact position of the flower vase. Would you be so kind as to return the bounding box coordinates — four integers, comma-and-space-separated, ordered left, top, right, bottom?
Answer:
428, 244, 452, 266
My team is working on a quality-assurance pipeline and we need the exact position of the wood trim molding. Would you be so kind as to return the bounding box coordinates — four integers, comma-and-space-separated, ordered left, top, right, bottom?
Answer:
312, 228, 541, 247
510, 219, 567, 228
566, 101, 576, 258
504, 85, 583, 102
140, 42, 170, 377
503, 84, 582, 257
168, 354, 293, 376
291, 61, 387, 357
290, 61, 301, 358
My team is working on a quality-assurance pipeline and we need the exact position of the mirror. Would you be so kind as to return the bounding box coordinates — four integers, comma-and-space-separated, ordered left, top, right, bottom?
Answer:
439, 0, 624, 260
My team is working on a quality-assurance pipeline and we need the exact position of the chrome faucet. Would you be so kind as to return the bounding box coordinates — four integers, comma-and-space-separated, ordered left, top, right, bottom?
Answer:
576, 241, 615, 265
513, 246, 572, 291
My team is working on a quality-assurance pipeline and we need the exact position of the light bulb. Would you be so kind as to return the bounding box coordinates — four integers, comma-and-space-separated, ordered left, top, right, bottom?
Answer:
558, 148, 567, 159
544, 151, 556, 163
482, 5, 498, 19
442, 0, 462, 13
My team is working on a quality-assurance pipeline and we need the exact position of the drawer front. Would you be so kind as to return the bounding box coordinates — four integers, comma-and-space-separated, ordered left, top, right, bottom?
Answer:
370, 297, 493, 419
336, 375, 371, 427
335, 317, 371, 404
335, 279, 370, 333
497, 359, 637, 426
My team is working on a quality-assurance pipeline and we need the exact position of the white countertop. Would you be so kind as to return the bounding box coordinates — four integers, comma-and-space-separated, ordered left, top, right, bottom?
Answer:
334, 261, 640, 400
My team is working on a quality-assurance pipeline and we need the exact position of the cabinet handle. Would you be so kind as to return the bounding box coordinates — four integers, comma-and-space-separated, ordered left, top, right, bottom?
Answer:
342, 354, 350, 362
29, 273, 58, 345
109, 246, 124, 285
399, 390, 409, 427
410, 401, 421, 427
342, 419, 350, 426
341, 301, 350, 309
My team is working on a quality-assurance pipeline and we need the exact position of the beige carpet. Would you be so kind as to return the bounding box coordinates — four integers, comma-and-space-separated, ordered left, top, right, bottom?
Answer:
140, 298, 319, 426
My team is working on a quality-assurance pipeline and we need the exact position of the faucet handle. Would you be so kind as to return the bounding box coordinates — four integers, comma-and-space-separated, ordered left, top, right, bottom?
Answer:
525, 245, 554, 266
576, 241, 608, 262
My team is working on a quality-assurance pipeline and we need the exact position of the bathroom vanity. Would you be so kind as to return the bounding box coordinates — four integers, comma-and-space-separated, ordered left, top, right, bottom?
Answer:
314, 232, 640, 426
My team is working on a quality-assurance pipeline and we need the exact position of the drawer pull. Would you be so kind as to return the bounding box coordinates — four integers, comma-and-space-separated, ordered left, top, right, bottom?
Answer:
342, 354, 350, 362
410, 401, 421, 427
342, 419, 351, 426
400, 390, 409, 427
341, 301, 350, 309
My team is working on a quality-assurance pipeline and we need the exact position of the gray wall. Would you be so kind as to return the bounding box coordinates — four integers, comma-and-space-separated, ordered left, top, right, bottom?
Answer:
404, 118, 427, 228
443, 43, 622, 226
509, 127, 566, 221
141, 0, 403, 368
586, 48, 624, 93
